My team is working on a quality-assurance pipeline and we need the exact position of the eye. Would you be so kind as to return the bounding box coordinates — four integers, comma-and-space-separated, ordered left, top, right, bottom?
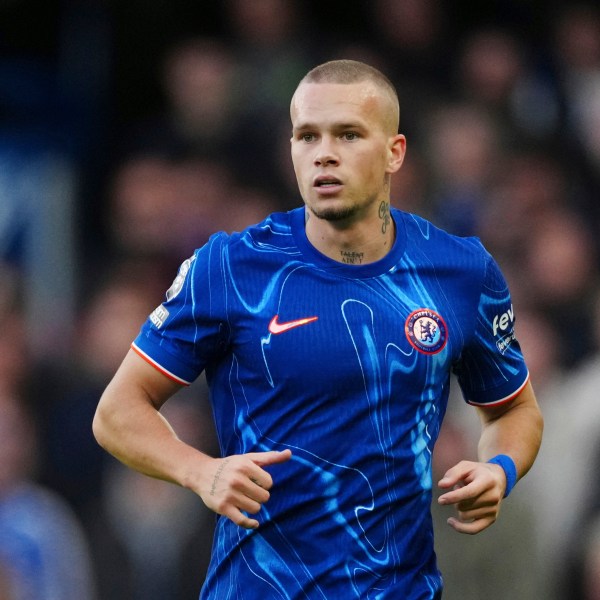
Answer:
300, 133, 315, 143
342, 131, 359, 141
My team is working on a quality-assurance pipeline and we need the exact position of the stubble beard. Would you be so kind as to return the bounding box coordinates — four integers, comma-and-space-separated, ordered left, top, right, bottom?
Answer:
306, 189, 376, 223
308, 203, 358, 222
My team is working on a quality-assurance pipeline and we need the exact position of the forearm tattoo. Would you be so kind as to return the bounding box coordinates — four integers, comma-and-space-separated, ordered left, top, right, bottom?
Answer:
210, 458, 230, 496
379, 201, 391, 234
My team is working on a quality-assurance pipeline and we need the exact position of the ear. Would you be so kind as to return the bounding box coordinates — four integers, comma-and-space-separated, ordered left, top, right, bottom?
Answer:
386, 134, 407, 174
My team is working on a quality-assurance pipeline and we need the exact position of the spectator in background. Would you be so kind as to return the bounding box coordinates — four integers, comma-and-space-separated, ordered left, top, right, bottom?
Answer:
34, 263, 168, 518
0, 141, 77, 364
221, 0, 314, 194
421, 102, 502, 236
567, 488, 600, 600
104, 152, 221, 267
478, 149, 569, 268
369, 0, 452, 138
557, 288, 600, 599
160, 38, 240, 157
455, 26, 560, 143
223, 0, 313, 113
458, 28, 524, 111
389, 148, 434, 220
0, 561, 16, 600
0, 388, 96, 599
106, 152, 279, 268
473, 146, 600, 370
0, 265, 27, 396
91, 392, 218, 600
551, 3, 600, 223
519, 289, 600, 599
123, 37, 241, 163
580, 516, 600, 600
553, 4, 600, 164
521, 208, 597, 367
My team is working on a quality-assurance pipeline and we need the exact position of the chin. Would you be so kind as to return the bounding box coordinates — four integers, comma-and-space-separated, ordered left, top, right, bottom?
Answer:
308, 202, 357, 222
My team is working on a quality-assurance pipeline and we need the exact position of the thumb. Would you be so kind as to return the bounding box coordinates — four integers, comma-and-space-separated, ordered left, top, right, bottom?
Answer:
248, 449, 292, 467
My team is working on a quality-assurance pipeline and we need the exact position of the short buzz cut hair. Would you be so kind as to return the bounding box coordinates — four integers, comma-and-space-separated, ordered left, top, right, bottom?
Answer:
297, 59, 400, 132
300, 59, 396, 96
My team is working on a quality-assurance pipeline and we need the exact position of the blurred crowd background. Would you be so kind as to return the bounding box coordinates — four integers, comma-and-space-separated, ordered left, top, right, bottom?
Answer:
1, 0, 600, 598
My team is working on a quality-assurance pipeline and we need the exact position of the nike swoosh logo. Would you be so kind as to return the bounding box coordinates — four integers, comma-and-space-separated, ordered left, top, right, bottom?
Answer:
268, 315, 318, 335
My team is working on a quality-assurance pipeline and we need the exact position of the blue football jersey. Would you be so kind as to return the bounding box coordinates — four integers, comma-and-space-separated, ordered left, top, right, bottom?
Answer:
133, 207, 529, 600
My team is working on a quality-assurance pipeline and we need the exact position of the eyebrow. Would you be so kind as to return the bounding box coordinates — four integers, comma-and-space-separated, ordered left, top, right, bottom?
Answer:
292, 121, 366, 134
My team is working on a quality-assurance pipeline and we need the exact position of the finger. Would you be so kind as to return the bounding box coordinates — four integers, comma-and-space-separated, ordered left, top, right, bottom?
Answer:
224, 506, 260, 530
246, 484, 270, 504
438, 483, 478, 506
457, 505, 498, 522
456, 493, 499, 512
438, 474, 462, 491
249, 475, 276, 496
447, 515, 495, 535
247, 449, 292, 467
214, 488, 265, 527
438, 460, 474, 490
438, 475, 492, 506
228, 472, 271, 503
245, 450, 292, 490
247, 470, 274, 491
235, 494, 264, 515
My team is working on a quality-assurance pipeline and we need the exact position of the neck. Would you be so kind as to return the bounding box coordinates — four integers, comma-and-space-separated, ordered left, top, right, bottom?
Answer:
304, 201, 395, 265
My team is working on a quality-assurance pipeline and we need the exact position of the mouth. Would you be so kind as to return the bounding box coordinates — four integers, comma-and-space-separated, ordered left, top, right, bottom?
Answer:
313, 175, 342, 187
313, 175, 344, 195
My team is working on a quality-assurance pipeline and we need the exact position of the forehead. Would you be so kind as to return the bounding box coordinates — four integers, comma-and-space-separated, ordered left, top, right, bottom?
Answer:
291, 81, 388, 129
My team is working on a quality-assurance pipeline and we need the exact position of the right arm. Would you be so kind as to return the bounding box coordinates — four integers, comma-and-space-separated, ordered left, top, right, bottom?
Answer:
92, 349, 291, 528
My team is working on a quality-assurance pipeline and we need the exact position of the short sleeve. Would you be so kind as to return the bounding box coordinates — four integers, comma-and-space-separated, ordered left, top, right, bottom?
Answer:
453, 250, 529, 406
132, 233, 230, 385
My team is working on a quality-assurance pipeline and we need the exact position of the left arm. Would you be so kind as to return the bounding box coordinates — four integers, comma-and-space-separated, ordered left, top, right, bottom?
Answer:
437, 381, 543, 534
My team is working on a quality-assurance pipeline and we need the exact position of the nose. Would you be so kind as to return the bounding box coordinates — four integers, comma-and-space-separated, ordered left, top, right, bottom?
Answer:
314, 138, 339, 167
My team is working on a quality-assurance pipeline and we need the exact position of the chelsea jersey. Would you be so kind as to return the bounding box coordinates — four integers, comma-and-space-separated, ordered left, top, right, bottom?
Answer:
133, 207, 529, 600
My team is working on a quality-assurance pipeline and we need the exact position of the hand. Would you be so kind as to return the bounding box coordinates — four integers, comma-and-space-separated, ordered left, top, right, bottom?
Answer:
437, 460, 506, 534
199, 449, 292, 529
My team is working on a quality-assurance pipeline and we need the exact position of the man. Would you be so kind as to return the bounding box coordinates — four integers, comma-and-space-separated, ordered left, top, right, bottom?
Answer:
93, 60, 543, 599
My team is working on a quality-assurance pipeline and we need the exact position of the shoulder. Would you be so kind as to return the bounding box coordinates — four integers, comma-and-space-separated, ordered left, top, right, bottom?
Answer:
203, 210, 299, 260
395, 209, 489, 264
206, 210, 292, 246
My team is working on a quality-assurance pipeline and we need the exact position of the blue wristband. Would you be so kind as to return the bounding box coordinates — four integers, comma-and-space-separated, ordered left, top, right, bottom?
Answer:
487, 454, 518, 497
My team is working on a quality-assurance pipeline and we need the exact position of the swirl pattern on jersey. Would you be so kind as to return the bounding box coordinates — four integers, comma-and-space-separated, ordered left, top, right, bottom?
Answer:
134, 208, 528, 599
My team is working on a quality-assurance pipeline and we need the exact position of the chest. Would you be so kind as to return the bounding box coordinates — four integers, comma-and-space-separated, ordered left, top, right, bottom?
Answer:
225, 267, 465, 396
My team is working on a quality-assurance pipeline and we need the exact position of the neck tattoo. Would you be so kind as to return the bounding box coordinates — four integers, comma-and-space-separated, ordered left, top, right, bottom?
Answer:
340, 250, 365, 264
379, 201, 391, 234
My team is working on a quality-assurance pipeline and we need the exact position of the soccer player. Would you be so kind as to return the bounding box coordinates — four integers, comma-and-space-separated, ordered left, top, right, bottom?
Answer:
93, 60, 543, 599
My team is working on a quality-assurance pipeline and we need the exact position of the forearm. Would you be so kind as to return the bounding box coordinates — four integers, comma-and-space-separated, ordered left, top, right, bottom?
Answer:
92, 351, 213, 489
93, 389, 205, 486
438, 382, 543, 533
477, 381, 543, 479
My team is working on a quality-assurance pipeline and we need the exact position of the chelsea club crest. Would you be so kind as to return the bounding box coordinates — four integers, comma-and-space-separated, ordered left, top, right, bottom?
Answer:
405, 308, 448, 355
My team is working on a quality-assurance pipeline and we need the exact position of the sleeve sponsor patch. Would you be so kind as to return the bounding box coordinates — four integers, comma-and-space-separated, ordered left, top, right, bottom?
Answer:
150, 305, 169, 329
492, 304, 515, 354
166, 255, 196, 301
